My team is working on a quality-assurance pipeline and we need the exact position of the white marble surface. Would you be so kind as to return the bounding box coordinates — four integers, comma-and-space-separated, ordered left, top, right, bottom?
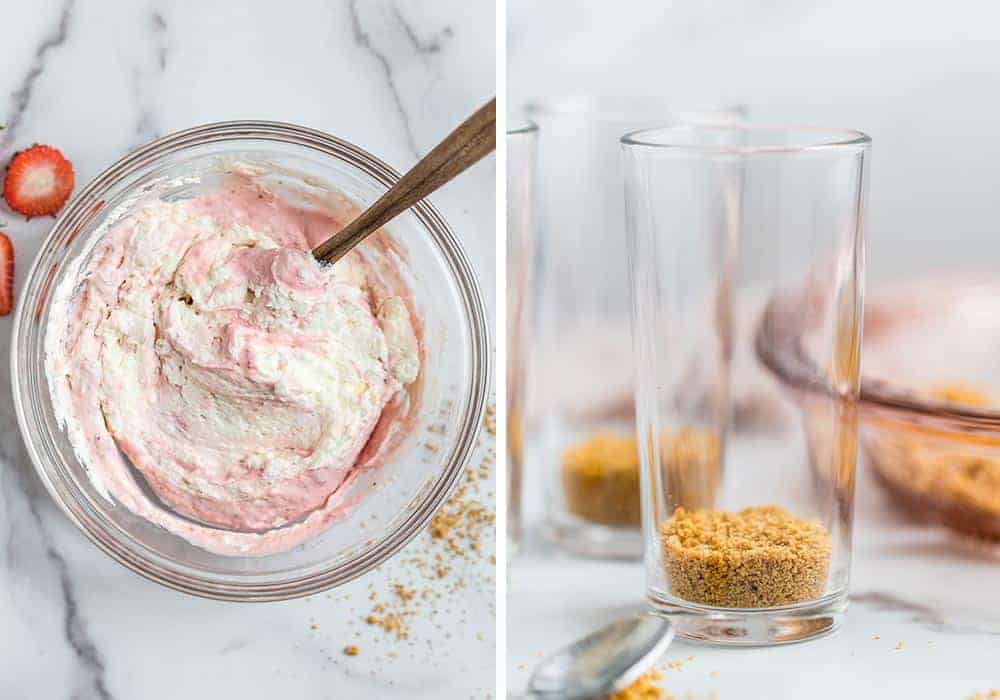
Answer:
509, 456, 1000, 698
1, 2, 495, 698
508, 2, 1000, 696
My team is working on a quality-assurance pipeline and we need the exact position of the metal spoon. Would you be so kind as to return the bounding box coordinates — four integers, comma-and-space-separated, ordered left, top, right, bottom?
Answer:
311, 97, 496, 265
519, 614, 674, 700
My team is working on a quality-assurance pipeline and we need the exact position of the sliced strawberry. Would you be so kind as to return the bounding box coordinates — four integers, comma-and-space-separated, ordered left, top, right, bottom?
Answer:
3, 144, 75, 218
0, 233, 14, 316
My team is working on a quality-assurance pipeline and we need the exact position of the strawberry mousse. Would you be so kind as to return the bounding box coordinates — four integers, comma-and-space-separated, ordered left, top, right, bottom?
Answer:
45, 177, 419, 556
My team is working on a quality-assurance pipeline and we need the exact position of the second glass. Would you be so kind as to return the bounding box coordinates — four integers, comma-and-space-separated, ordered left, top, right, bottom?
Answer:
526, 97, 745, 559
623, 125, 870, 643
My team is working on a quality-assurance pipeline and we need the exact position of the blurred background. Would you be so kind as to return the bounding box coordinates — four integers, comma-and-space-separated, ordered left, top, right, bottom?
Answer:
509, 0, 1000, 284
506, 2, 1000, 695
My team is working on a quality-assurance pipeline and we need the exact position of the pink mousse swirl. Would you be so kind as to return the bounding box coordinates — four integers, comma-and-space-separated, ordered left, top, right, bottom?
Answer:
45, 180, 419, 556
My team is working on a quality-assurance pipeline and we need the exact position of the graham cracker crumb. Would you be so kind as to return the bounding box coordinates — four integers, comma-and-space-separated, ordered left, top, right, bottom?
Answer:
561, 428, 721, 527
928, 383, 991, 407
864, 383, 1000, 541
484, 404, 496, 436
343, 645, 359, 657
428, 457, 496, 558
363, 586, 419, 641
393, 583, 415, 603
660, 505, 831, 608
609, 670, 672, 700
355, 408, 496, 648
561, 433, 641, 526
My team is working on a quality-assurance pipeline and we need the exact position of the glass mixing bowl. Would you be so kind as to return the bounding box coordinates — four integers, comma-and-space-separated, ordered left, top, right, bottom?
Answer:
11, 121, 490, 600
760, 273, 1000, 543
859, 275, 1000, 542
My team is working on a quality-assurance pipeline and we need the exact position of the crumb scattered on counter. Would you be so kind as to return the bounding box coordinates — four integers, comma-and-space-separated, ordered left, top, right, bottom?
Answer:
364, 582, 416, 640
966, 691, 999, 700
353, 408, 496, 649
393, 583, 415, 602
484, 404, 496, 436
428, 444, 496, 558
343, 645, 359, 657
609, 670, 672, 700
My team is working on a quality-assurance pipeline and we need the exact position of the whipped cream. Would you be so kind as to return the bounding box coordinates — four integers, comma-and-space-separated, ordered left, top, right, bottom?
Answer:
45, 178, 419, 556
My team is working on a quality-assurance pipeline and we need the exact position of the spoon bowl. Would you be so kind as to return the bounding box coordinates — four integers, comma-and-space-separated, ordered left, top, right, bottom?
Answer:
526, 614, 674, 699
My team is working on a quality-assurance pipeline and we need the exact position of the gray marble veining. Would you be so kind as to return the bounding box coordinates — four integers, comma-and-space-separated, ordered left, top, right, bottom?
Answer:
349, 0, 457, 158
128, 9, 170, 147
0, 2, 496, 698
1, 0, 74, 156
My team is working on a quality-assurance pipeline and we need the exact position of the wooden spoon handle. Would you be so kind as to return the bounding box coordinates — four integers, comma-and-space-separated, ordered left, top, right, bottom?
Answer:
312, 97, 496, 265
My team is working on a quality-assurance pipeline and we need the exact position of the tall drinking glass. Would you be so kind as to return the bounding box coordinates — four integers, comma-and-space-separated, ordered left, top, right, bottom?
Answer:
525, 97, 745, 559
623, 125, 870, 644
507, 121, 538, 555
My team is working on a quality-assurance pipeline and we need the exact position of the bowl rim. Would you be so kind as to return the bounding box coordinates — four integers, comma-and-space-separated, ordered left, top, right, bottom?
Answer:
10, 120, 491, 601
858, 279, 1000, 433
759, 275, 1000, 435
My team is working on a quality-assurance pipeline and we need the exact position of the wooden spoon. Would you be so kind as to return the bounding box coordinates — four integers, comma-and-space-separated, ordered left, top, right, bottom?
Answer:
312, 97, 496, 265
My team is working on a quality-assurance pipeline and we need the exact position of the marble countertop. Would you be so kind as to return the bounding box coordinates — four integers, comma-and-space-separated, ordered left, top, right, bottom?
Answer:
1, 2, 495, 699
509, 457, 1000, 698
508, 3, 1000, 696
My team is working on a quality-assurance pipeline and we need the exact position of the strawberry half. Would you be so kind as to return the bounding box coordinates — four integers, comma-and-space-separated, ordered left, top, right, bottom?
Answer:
0, 232, 15, 316
3, 144, 75, 218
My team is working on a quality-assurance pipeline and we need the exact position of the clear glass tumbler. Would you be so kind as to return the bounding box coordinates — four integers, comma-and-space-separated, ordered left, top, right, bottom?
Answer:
525, 97, 745, 559
506, 120, 538, 555
623, 125, 870, 643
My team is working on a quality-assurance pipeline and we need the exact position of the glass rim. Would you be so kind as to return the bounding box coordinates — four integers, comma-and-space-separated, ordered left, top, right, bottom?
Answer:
525, 94, 748, 124
507, 119, 538, 136
10, 120, 491, 601
621, 123, 872, 155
